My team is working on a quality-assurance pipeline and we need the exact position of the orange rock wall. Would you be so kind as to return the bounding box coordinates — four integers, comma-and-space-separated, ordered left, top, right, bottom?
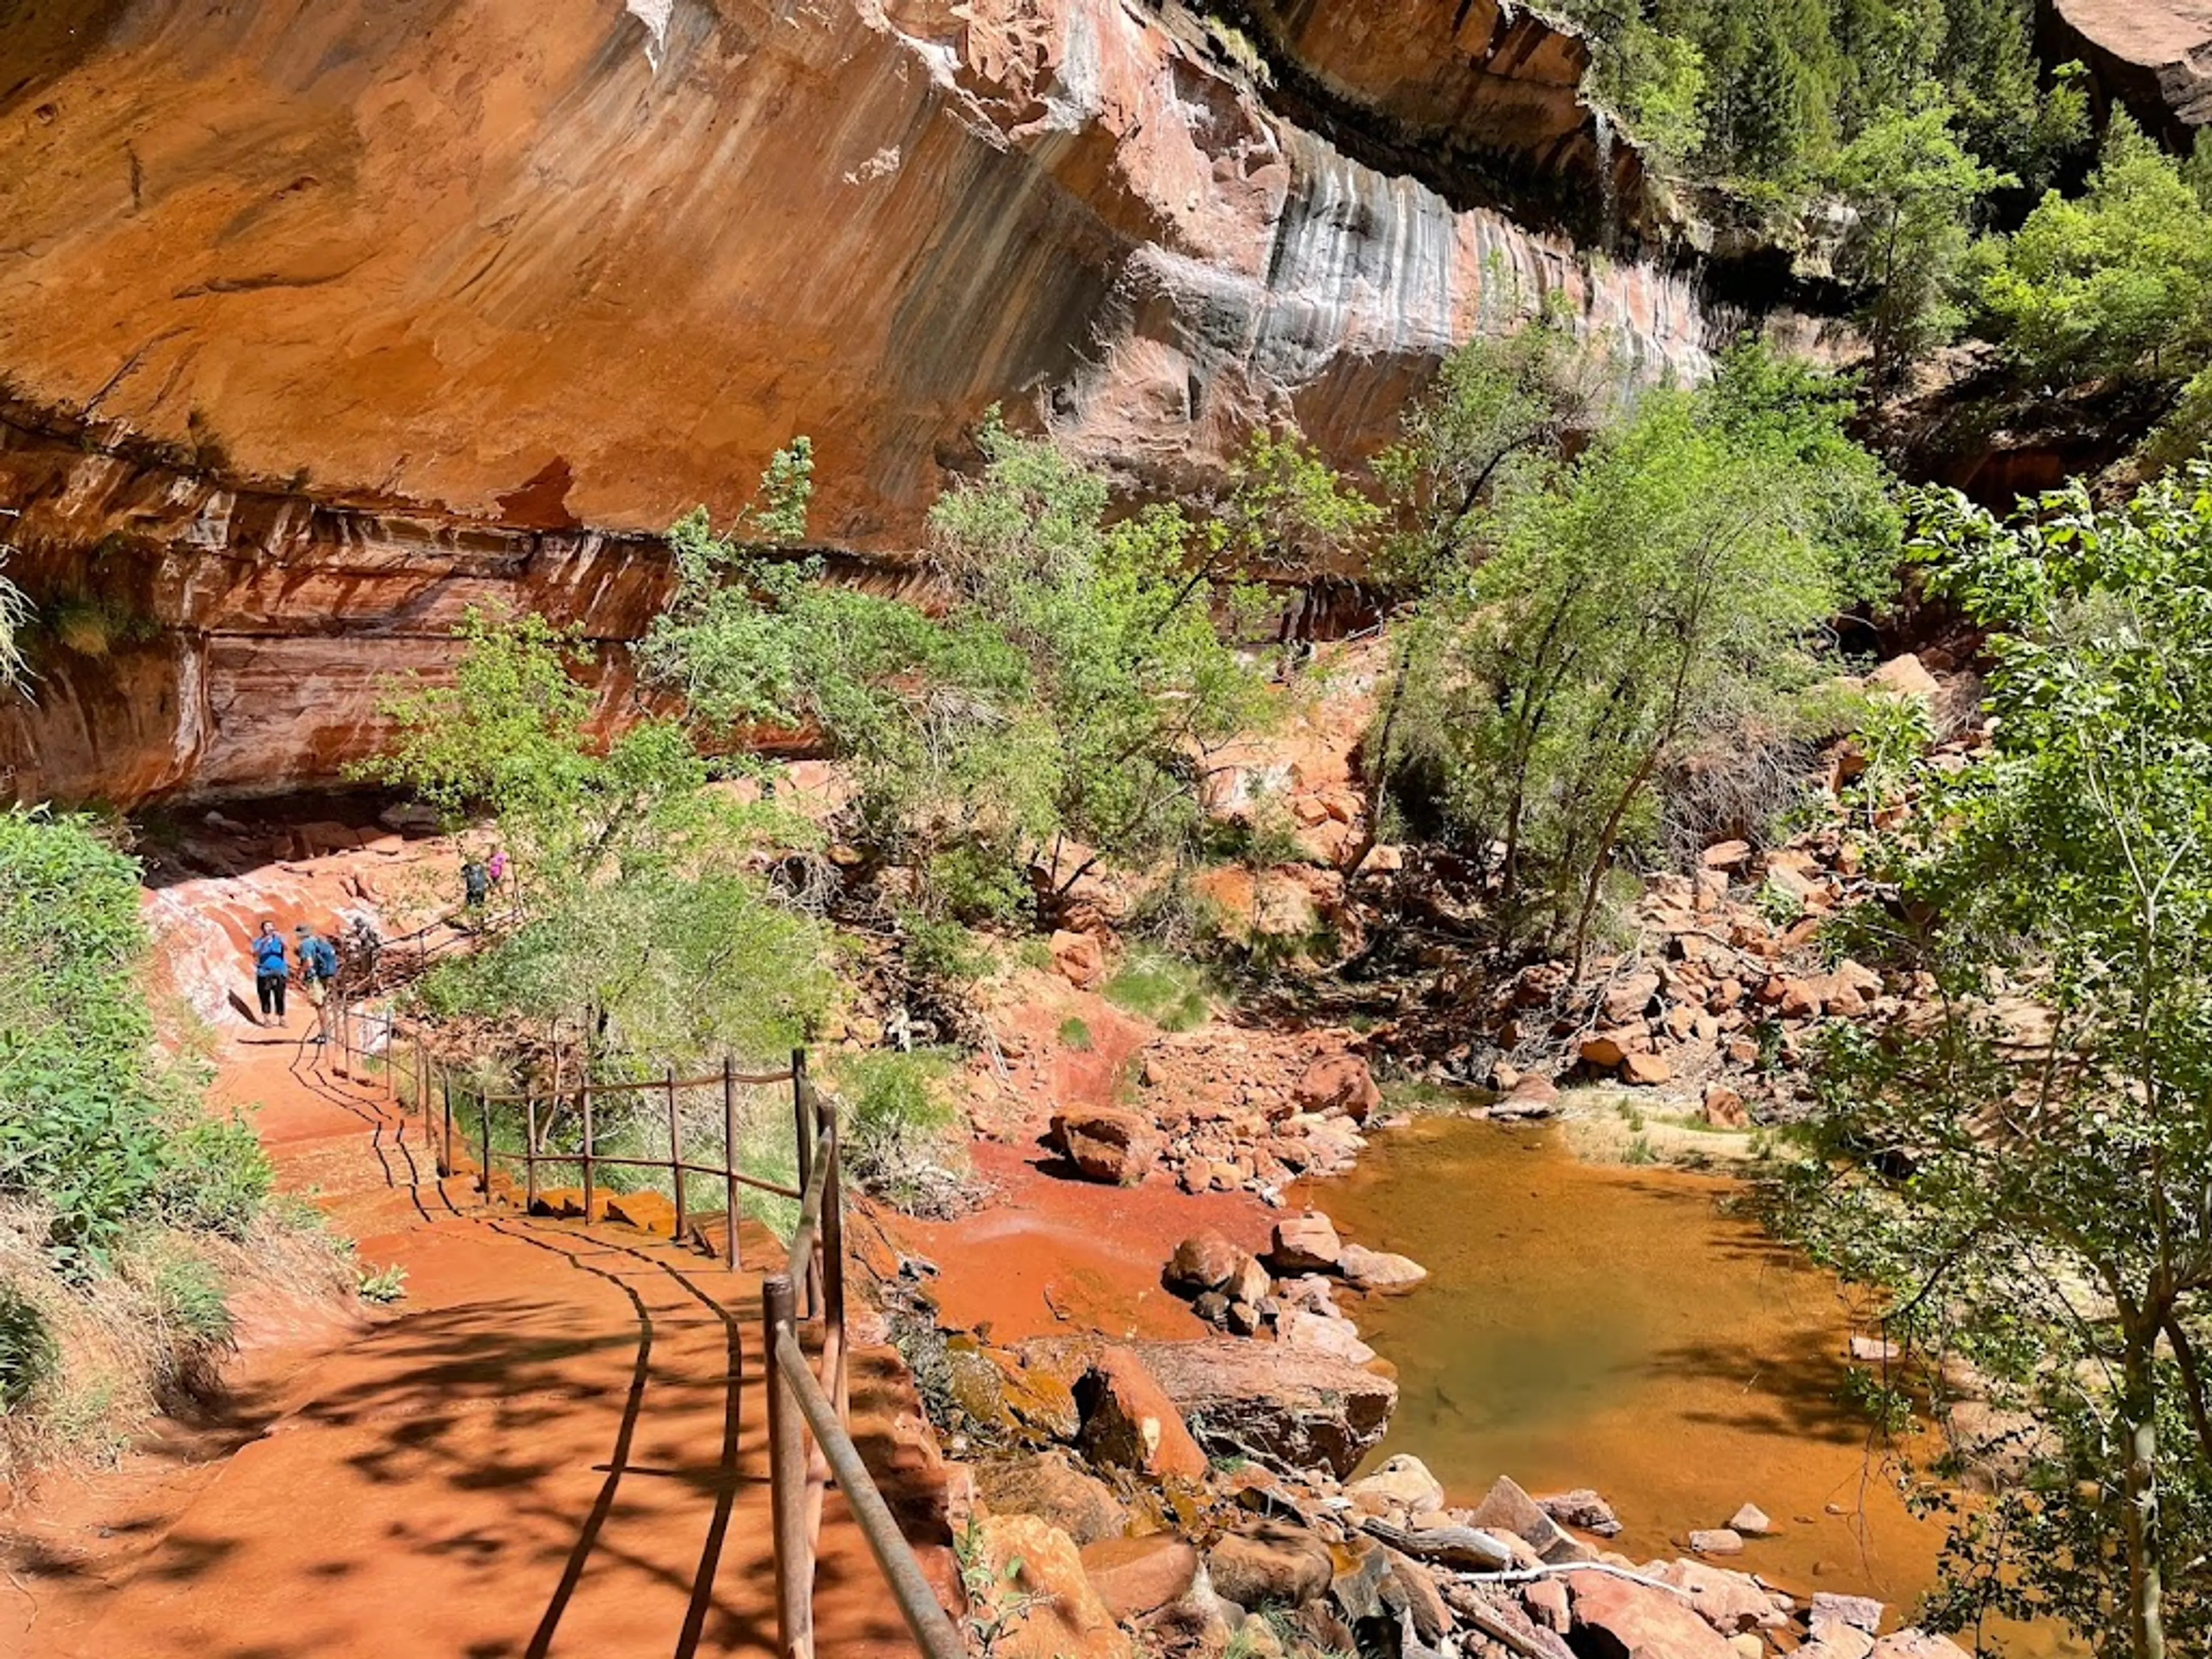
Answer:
0, 0, 1757, 803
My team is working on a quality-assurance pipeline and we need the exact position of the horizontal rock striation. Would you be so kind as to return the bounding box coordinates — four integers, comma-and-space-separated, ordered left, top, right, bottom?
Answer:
0, 0, 1771, 803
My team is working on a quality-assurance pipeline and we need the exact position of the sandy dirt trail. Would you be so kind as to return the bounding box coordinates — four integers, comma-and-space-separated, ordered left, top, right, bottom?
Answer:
7, 1018, 947, 1659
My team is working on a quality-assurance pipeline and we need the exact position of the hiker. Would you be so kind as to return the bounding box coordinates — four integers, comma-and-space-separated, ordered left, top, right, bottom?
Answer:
461, 854, 491, 913
251, 921, 289, 1025
486, 847, 508, 891
296, 923, 340, 1046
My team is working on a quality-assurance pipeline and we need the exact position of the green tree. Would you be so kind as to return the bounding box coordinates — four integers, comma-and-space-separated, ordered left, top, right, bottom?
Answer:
1782, 468, 2212, 1659
1832, 92, 2009, 382
1348, 317, 1608, 874
1980, 114, 2212, 384
1392, 348, 1896, 959
644, 415, 1294, 919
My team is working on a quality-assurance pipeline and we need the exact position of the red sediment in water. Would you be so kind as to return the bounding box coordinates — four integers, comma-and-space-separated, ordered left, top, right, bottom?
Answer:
5, 1025, 952, 1658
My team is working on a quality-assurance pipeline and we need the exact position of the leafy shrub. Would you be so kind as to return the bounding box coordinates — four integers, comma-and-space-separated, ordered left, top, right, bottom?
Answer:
1056, 1016, 1092, 1051
832, 1050, 965, 1212
357, 1263, 408, 1305
0, 809, 277, 1267
0, 1283, 54, 1407
143, 1247, 232, 1345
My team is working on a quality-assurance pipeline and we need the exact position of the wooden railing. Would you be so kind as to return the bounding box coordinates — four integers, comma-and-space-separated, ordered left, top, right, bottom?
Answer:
327, 997, 964, 1659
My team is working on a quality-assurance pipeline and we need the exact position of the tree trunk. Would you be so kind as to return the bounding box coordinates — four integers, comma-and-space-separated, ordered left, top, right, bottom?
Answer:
2122, 1328, 2167, 1659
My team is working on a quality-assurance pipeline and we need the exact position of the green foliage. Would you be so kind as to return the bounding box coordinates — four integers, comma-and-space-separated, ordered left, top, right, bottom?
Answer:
0, 809, 275, 1268
1103, 950, 1214, 1032
1588, 20, 1707, 169
368, 605, 837, 1065
644, 414, 1298, 914
1392, 347, 1898, 958
0, 1284, 54, 1408
1979, 115, 2212, 385
357, 1263, 408, 1305
1831, 92, 2010, 380
142, 1245, 233, 1344
1779, 467, 2212, 1657
1056, 1016, 1093, 1051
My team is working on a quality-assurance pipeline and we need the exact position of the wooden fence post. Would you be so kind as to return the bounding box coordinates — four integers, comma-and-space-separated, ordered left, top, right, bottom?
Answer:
524, 1096, 540, 1214
764, 1274, 814, 1659
581, 1075, 596, 1225
820, 1089, 848, 1426
791, 1047, 812, 1200
666, 1063, 687, 1241
479, 1094, 493, 1200
723, 1056, 742, 1270
441, 1074, 454, 1177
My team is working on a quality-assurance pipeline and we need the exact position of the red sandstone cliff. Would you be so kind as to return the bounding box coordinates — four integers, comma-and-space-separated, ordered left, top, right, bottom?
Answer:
0, 0, 1749, 804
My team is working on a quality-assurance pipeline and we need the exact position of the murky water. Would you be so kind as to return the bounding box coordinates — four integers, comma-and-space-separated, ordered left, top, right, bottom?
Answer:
1295, 1115, 2071, 1653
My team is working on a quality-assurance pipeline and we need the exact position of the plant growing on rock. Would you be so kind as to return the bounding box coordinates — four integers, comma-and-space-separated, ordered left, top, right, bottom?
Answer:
1780, 468, 2212, 1659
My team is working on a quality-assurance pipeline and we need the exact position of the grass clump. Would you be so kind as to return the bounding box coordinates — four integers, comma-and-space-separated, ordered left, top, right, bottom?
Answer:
1103, 950, 1214, 1032
1056, 1016, 1093, 1051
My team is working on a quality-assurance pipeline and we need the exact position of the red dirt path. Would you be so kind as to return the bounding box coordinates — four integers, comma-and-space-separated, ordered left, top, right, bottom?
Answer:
4, 1016, 953, 1659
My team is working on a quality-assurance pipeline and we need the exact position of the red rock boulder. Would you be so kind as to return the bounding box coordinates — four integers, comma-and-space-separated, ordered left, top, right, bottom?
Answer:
1051, 1107, 1161, 1185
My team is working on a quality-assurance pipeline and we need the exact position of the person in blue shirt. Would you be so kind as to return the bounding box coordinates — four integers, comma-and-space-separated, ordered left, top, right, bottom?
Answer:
251, 921, 289, 1026
296, 924, 340, 1046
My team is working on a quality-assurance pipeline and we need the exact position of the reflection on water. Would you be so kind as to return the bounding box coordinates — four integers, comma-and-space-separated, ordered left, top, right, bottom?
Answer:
1294, 1114, 2071, 1654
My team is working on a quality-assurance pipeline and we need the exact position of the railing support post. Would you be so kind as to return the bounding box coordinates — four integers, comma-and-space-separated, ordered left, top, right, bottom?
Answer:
524, 1096, 540, 1214
764, 1275, 814, 1659
666, 1063, 687, 1242
820, 1092, 847, 1426
441, 1074, 454, 1177
479, 1094, 493, 1200
790, 1047, 812, 1208
581, 1077, 596, 1225
723, 1056, 742, 1270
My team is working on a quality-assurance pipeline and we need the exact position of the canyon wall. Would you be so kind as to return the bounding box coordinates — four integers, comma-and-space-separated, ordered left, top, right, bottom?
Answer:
0, 0, 1759, 805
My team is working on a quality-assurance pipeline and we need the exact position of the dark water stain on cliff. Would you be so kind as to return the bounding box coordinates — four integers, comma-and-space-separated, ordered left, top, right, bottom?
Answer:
1295, 1114, 2075, 1653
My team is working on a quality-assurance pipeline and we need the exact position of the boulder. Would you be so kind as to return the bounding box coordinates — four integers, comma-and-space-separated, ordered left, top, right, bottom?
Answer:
1725, 1502, 1773, 1536
1295, 1053, 1381, 1122
1469, 1475, 1589, 1564
1658, 1561, 1785, 1634
1501, 1073, 1562, 1114
1581, 1033, 1631, 1069
1702, 840, 1751, 871
1867, 653, 1940, 706
1621, 1051, 1673, 1086
1052, 1107, 1161, 1185
1268, 1211, 1342, 1272
990, 1351, 1083, 1442
1051, 929, 1108, 989
1226, 1253, 1272, 1308
1800, 1622, 1876, 1659
1336, 1243, 1429, 1290
1535, 1488, 1622, 1536
1688, 1528, 1745, 1556
1078, 1534, 1198, 1620
1702, 1086, 1749, 1130
1166, 1229, 1242, 1292
1077, 1346, 1209, 1482
1347, 1455, 1446, 1516
964, 1513, 1131, 1659
1570, 1572, 1736, 1659
1524, 1576, 1573, 1632
1869, 1634, 1971, 1659
1277, 1307, 1377, 1365
1132, 1338, 1397, 1479
1206, 1521, 1333, 1611
976, 1450, 1127, 1546
1847, 1336, 1902, 1365
1810, 1592, 1885, 1634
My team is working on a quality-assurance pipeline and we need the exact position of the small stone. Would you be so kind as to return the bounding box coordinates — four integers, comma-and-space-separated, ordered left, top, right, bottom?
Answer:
1689, 1528, 1745, 1556
1703, 840, 1752, 870
1849, 1334, 1902, 1363
1294, 1052, 1381, 1122
1729, 1635, 1766, 1659
1522, 1576, 1571, 1633
1191, 1290, 1231, 1325
1050, 928, 1108, 989
1535, 1488, 1621, 1536
1728, 1502, 1774, 1536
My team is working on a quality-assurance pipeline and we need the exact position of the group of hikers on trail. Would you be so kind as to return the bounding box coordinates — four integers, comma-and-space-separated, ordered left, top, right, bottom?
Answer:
247, 851, 509, 1037
249, 919, 340, 1040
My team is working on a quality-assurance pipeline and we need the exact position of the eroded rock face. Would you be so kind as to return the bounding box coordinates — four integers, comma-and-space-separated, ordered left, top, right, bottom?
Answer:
2044, 1, 2212, 150
1131, 1336, 1394, 1477
0, 0, 1762, 805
